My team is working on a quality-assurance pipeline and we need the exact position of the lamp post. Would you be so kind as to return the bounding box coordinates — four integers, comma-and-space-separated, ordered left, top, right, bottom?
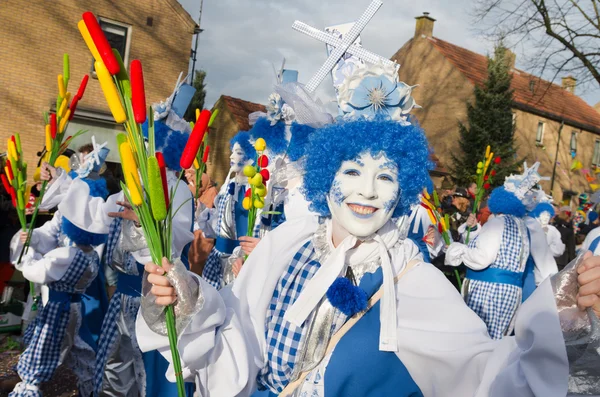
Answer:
550, 120, 565, 192
190, 0, 204, 84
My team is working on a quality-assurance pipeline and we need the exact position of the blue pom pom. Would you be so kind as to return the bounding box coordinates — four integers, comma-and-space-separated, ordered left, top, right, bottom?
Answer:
326, 277, 367, 316
249, 117, 288, 156
488, 187, 527, 218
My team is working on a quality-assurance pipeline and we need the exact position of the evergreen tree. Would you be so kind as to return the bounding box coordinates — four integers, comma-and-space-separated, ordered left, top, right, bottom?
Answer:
184, 70, 207, 122
451, 44, 519, 188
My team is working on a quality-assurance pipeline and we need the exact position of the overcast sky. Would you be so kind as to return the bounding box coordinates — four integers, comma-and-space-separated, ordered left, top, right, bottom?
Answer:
177, 0, 600, 110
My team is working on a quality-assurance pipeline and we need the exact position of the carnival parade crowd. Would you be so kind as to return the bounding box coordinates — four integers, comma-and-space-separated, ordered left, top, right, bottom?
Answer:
1, 4, 600, 397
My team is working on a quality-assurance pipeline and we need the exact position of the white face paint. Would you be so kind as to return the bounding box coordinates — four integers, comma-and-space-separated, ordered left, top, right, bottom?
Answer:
229, 142, 248, 173
538, 211, 551, 227
327, 152, 400, 238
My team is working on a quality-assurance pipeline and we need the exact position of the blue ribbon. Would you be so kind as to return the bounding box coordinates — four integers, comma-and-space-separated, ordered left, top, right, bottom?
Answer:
215, 237, 239, 255
466, 267, 525, 287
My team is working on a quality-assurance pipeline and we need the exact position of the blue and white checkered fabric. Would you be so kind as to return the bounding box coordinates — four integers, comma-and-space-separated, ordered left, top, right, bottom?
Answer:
256, 240, 321, 393
11, 249, 98, 397
103, 216, 122, 271
465, 215, 526, 339
202, 248, 223, 289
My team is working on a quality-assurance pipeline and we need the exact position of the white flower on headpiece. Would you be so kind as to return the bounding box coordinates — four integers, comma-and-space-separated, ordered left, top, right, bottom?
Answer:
504, 162, 550, 210
265, 93, 296, 125
337, 61, 418, 123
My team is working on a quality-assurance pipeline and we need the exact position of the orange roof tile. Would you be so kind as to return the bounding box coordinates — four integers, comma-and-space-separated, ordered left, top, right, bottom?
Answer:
221, 95, 266, 131
428, 37, 600, 135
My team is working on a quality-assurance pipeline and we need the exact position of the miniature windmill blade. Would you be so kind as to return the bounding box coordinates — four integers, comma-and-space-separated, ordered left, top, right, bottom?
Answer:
301, 0, 383, 93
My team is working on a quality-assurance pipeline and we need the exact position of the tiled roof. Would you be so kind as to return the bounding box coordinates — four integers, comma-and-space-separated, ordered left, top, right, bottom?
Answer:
221, 95, 266, 131
428, 37, 600, 135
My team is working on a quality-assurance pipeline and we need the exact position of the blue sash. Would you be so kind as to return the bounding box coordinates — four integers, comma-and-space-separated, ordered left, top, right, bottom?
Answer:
215, 237, 239, 255
48, 289, 83, 303
589, 236, 600, 254
466, 267, 524, 287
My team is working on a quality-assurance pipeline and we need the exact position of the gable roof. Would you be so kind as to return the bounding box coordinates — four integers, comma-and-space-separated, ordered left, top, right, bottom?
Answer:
221, 95, 266, 131
428, 37, 600, 135
162, 0, 198, 33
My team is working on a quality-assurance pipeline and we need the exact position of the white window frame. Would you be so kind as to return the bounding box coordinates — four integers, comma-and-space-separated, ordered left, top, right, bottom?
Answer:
570, 131, 578, 154
91, 17, 132, 75
536, 121, 545, 145
593, 140, 600, 167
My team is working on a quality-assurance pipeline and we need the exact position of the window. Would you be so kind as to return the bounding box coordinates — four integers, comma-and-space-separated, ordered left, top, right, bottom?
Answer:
570, 131, 578, 154
536, 122, 545, 145
92, 17, 132, 73
593, 140, 600, 167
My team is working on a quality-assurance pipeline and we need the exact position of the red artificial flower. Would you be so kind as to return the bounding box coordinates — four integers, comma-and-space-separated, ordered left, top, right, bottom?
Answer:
257, 155, 269, 168
202, 145, 210, 163
491, 170, 496, 177
484, 175, 489, 181
483, 183, 491, 189
245, 188, 252, 198
260, 168, 270, 182
494, 156, 501, 164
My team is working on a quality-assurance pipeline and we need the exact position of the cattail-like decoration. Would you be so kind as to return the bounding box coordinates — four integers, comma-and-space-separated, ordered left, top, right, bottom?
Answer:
130, 60, 146, 124
45, 126, 52, 152
4, 163, 13, 182
202, 145, 210, 163
63, 54, 70, 86
95, 61, 126, 123
156, 152, 170, 208
195, 109, 200, 121
193, 158, 200, 170
58, 75, 66, 98
50, 113, 57, 139
77, 20, 101, 63
148, 156, 167, 221
8, 140, 17, 163
58, 94, 70, 118
59, 111, 70, 133
14, 133, 22, 154
119, 141, 143, 206
69, 96, 80, 120
82, 12, 120, 75
180, 109, 211, 169
1, 174, 10, 193
76, 74, 89, 99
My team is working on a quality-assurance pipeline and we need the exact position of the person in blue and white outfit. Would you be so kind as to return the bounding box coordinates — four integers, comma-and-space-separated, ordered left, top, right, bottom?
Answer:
136, 58, 600, 396
9, 173, 108, 397
199, 131, 263, 289
51, 81, 196, 397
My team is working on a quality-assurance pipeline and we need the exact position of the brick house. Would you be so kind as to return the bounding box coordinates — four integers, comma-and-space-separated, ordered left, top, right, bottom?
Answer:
0, 0, 197, 177
392, 13, 600, 203
207, 95, 266, 185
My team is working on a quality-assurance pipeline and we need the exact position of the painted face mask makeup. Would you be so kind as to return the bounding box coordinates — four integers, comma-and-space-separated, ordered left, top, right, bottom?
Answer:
327, 151, 400, 238
538, 211, 551, 227
229, 142, 248, 173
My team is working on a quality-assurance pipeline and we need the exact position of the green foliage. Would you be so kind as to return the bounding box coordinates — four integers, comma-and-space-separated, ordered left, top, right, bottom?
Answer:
451, 44, 520, 187
184, 70, 207, 122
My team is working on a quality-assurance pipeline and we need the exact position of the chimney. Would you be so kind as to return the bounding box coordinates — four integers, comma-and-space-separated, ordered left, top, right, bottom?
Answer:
562, 76, 577, 94
504, 48, 516, 70
414, 12, 436, 39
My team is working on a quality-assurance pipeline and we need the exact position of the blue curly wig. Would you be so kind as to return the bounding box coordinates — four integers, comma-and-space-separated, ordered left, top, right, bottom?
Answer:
302, 119, 433, 218
62, 176, 109, 246
141, 120, 189, 171
230, 131, 257, 160
488, 187, 527, 218
249, 117, 288, 156
529, 202, 555, 219
287, 122, 315, 162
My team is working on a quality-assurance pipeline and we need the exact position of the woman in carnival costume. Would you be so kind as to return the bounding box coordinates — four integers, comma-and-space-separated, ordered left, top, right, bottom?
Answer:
9, 158, 109, 397
53, 84, 196, 396
199, 131, 263, 289
446, 162, 554, 338
136, 61, 600, 396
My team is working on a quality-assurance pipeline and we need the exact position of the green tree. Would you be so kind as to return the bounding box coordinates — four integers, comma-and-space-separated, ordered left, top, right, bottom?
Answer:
184, 69, 207, 122
451, 44, 519, 188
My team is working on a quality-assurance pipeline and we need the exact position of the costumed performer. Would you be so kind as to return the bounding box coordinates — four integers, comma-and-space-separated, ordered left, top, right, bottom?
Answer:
199, 131, 264, 289
9, 168, 109, 397
136, 62, 600, 396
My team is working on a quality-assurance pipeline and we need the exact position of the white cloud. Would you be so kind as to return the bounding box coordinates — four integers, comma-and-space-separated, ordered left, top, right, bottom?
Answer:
178, 0, 600, 108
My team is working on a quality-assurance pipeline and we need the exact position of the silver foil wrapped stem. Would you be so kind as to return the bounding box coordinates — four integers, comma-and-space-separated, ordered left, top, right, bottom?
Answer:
141, 257, 204, 337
